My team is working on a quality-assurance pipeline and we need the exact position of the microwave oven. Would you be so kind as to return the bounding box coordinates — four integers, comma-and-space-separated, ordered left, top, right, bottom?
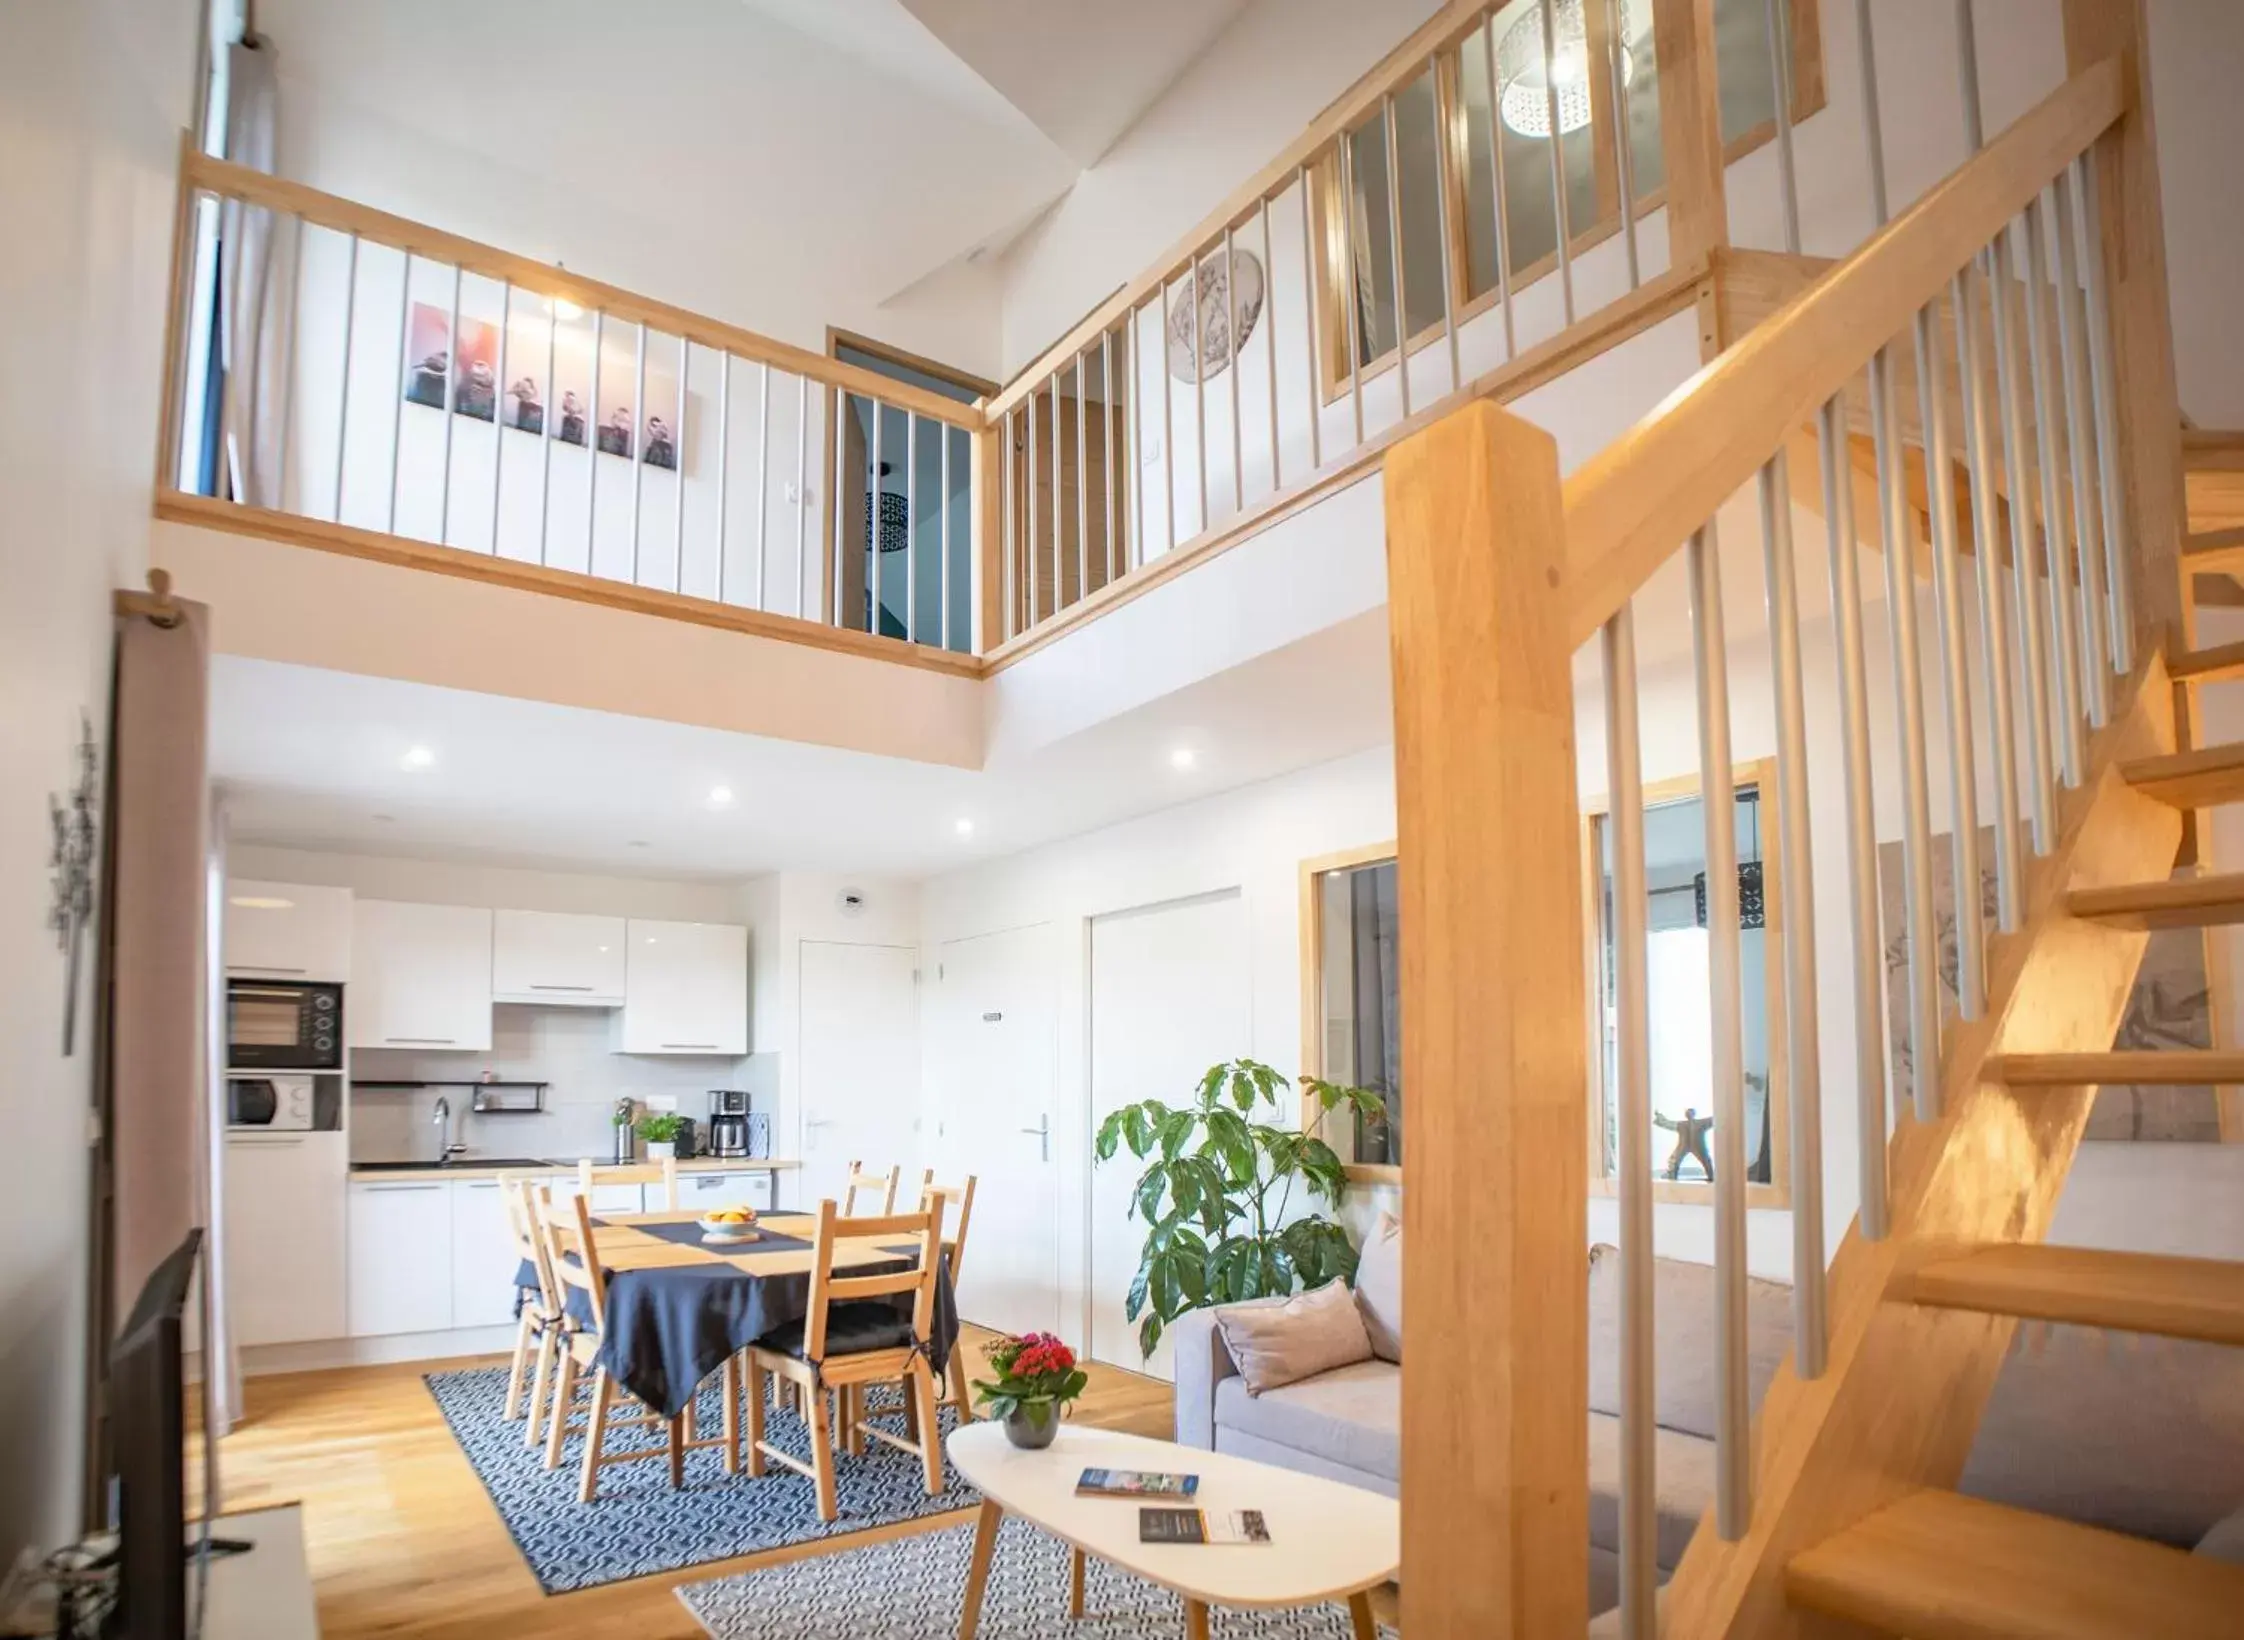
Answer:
226, 978, 343, 1071
227, 1074, 317, 1130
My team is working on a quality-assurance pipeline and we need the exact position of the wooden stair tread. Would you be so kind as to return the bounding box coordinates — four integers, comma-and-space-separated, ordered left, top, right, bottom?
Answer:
2184, 524, 2244, 555
1786, 1490, 2244, 1640
2067, 871, 2244, 927
1988, 1049, 2244, 1085
2170, 638, 2244, 685
1899, 1243, 2244, 1345
2121, 741, 2244, 808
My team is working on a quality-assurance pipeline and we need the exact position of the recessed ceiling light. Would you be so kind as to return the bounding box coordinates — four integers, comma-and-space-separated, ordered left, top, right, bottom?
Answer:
707, 785, 735, 808
1170, 746, 1198, 771
628, 839, 651, 849
954, 818, 974, 836
400, 745, 435, 770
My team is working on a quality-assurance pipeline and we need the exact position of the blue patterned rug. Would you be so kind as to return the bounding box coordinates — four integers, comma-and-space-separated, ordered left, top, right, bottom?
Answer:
423, 1365, 979, 1593
679, 1516, 1397, 1637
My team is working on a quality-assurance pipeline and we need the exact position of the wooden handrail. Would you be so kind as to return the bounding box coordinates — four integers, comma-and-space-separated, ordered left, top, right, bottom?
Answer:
1559, 55, 2127, 650
181, 150, 984, 431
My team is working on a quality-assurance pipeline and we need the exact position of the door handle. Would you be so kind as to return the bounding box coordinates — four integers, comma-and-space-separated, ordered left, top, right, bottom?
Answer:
1020, 1115, 1049, 1162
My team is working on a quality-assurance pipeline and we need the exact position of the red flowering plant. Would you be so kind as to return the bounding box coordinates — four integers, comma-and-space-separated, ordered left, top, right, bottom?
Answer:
971, 1331, 1090, 1429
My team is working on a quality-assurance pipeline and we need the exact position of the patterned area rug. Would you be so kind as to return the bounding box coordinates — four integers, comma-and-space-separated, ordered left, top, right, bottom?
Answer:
424, 1365, 978, 1593
678, 1515, 1397, 1638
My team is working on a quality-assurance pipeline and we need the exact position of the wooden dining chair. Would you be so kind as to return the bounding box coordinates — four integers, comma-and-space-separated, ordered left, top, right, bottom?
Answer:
536, 1190, 739, 1502
743, 1200, 945, 1522
500, 1178, 568, 1448
578, 1155, 680, 1210
841, 1160, 901, 1215
919, 1172, 978, 1418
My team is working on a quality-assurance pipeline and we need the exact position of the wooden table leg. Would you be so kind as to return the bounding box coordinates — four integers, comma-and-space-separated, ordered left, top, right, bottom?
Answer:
959, 1500, 1004, 1640
1068, 1545, 1086, 1618
1348, 1590, 1376, 1639
1184, 1598, 1211, 1640
720, 1354, 741, 1475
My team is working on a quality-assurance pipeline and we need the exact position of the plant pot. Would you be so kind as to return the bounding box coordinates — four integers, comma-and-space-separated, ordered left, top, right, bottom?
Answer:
645, 1141, 676, 1160
1002, 1400, 1061, 1450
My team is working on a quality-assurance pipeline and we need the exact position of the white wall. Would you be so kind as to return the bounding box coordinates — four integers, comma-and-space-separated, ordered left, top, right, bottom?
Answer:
0, 0, 195, 1565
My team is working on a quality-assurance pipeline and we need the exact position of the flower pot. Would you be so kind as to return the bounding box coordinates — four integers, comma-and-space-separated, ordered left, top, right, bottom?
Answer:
1002, 1400, 1061, 1450
645, 1141, 676, 1160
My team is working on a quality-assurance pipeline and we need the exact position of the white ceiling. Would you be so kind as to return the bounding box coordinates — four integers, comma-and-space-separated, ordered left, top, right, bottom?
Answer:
212, 612, 1394, 881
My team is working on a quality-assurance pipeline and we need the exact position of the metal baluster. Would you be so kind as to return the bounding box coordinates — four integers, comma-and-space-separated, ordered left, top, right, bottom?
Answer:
1955, 264, 2023, 931
1603, 599, 1655, 1637
1106, 326, 1122, 583
1225, 223, 1244, 515
2077, 156, 2132, 669
1482, 13, 1518, 359
2051, 175, 2111, 721
1818, 391, 1888, 1241
387, 251, 413, 535
794, 374, 808, 619
872, 395, 886, 636
1029, 380, 1042, 621
1429, 53, 1461, 390
941, 420, 953, 651
1080, 350, 1094, 596
1873, 344, 1944, 1122
332, 232, 359, 523
1539, 0, 1576, 325
2023, 196, 2088, 783
1852, 0, 1890, 228
671, 333, 689, 594
1191, 258, 1209, 539
1991, 222, 2057, 849
1687, 523, 1751, 1538
1382, 92, 1412, 420
717, 353, 735, 606
585, 311, 603, 566
275, 213, 304, 515
1955, 0, 1984, 151
1605, 0, 1640, 289
1295, 166, 1325, 469
1003, 405, 1018, 638
907, 410, 920, 644
438, 266, 463, 545
1764, 0, 1801, 253
1340, 137, 1366, 448
831, 388, 848, 628
535, 286, 554, 566
1914, 303, 1986, 1019
1161, 274, 1178, 553
485, 280, 508, 556
1261, 197, 1280, 492
628, 323, 647, 584
1127, 308, 1143, 570
1051, 368, 1065, 609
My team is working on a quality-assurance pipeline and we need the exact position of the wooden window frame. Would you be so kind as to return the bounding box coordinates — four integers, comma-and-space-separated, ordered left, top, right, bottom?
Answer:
824, 325, 998, 403
1309, 0, 1826, 406
1299, 840, 1403, 1186
1580, 756, 1793, 1209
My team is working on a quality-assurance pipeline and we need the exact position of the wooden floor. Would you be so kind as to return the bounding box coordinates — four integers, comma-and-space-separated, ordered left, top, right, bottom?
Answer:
213, 1325, 1175, 1638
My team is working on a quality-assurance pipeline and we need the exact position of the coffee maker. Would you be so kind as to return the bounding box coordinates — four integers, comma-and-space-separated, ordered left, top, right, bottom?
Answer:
707, 1089, 752, 1159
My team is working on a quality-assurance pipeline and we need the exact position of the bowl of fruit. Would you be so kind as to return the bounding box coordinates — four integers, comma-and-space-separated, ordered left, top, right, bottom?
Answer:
699, 1206, 760, 1245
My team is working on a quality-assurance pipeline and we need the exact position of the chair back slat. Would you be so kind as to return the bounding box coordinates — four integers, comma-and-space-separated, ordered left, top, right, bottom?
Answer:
538, 1189, 607, 1328
842, 1160, 901, 1215
803, 1199, 941, 1364
918, 1172, 978, 1287
579, 1155, 679, 1210
504, 1178, 564, 1319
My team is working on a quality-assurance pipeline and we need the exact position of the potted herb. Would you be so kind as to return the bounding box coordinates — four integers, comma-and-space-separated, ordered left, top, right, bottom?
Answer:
633, 1111, 687, 1160
972, 1332, 1089, 1450
1096, 1057, 1385, 1357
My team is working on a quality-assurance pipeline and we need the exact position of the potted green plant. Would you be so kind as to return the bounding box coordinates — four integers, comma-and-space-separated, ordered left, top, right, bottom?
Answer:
633, 1111, 687, 1160
1095, 1057, 1386, 1357
972, 1332, 1089, 1449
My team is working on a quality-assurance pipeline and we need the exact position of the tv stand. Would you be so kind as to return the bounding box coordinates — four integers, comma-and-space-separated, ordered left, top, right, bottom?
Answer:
197, 1507, 316, 1637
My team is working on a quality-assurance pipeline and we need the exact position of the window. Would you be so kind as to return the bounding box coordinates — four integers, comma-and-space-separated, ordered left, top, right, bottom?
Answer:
1312, 0, 1825, 400
1583, 760, 1790, 1205
1301, 844, 1402, 1175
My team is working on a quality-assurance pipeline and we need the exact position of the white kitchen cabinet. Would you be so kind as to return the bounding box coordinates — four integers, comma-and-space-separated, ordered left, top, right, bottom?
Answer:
548, 1176, 644, 1214
346, 1180, 455, 1336
224, 881, 353, 983
678, 1170, 773, 1213
619, 920, 748, 1055
224, 1133, 347, 1346
492, 911, 627, 1007
349, 900, 494, 1051
448, 1179, 524, 1330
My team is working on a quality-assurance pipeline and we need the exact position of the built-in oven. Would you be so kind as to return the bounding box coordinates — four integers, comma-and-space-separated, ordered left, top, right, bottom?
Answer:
226, 978, 344, 1071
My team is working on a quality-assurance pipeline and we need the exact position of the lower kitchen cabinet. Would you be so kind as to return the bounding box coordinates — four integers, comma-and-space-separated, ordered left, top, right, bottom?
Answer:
346, 1179, 455, 1336
226, 1134, 347, 1346
447, 1178, 524, 1329
677, 1170, 774, 1213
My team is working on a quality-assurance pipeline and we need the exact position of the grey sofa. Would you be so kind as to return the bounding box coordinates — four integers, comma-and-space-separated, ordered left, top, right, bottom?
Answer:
1173, 1246, 2244, 1613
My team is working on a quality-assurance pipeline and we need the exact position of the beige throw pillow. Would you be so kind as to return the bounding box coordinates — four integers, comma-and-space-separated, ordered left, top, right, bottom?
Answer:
1215, 1278, 1375, 1395
1354, 1212, 1403, 1362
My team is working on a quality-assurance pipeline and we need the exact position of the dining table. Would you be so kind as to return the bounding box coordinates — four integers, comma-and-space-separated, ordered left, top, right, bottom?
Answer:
519, 1208, 960, 1419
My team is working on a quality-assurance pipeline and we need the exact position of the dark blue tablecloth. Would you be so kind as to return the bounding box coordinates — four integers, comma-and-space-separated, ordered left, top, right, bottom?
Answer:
513, 1222, 958, 1418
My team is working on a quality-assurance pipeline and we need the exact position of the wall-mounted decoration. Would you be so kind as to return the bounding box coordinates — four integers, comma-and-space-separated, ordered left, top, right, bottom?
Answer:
402, 303, 500, 422
1165, 247, 1264, 383
47, 712, 100, 1056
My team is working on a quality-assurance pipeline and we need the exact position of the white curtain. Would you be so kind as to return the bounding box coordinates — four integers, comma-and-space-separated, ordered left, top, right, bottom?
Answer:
218, 37, 290, 509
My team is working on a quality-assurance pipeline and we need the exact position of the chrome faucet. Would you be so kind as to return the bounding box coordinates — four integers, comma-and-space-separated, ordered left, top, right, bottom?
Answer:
433, 1095, 467, 1165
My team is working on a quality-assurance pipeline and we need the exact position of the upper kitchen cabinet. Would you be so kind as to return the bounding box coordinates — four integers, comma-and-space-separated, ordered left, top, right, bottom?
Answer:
619, 920, 748, 1055
492, 910, 627, 1006
224, 880, 353, 982
349, 900, 494, 1051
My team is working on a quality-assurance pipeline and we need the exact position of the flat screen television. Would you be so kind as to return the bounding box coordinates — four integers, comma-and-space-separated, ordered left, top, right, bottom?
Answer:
106, 1228, 204, 1640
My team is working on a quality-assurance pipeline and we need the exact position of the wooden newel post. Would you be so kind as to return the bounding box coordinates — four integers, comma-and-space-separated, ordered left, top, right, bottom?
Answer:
970, 413, 1003, 655
1386, 400, 1588, 1637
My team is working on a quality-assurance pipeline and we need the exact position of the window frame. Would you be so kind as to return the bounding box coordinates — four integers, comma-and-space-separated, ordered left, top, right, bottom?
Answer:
1309, 0, 1827, 406
1298, 840, 1403, 1185
1579, 756, 1794, 1209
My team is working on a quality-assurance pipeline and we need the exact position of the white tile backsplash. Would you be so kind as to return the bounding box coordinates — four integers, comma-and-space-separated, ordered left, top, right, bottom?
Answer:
349, 1003, 775, 1165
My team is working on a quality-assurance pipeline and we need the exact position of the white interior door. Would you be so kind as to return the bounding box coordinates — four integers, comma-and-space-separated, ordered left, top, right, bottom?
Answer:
930, 924, 1060, 1338
797, 940, 921, 1210
1088, 890, 1250, 1379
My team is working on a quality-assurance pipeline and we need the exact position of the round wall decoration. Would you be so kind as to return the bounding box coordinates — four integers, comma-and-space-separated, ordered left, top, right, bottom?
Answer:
1165, 247, 1264, 383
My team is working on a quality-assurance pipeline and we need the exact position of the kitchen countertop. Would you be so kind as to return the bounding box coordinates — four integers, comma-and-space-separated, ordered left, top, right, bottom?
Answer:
347, 1156, 801, 1182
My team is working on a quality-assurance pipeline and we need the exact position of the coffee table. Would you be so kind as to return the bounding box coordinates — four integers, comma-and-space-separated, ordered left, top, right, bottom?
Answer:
946, 1421, 1398, 1639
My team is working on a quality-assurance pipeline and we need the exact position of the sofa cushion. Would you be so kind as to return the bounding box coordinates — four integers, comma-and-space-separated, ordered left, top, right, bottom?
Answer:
1213, 1278, 1374, 1395
1588, 1244, 1793, 1442
1355, 1212, 1403, 1362
2198, 1506, 2244, 1566
1213, 1358, 1400, 1482
1585, 1410, 1718, 1570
